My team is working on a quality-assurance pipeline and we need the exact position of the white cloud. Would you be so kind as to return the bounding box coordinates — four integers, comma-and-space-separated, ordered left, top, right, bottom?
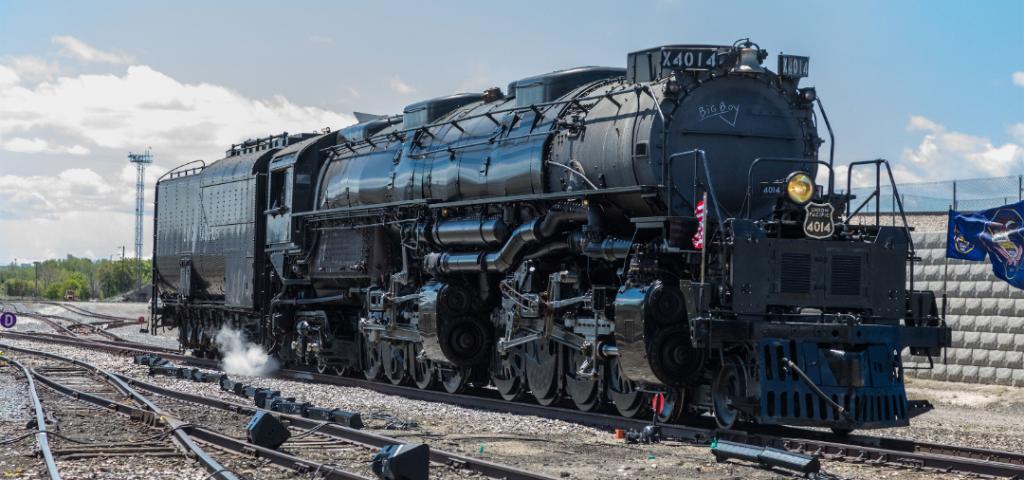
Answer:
0, 163, 170, 261
0, 35, 355, 263
7, 55, 60, 82
906, 115, 942, 132
388, 75, 415, 95
0, 64, 354, 163
1014, 71, 1024, 87
52, 35, 133, 64
2, 137, 90, 155
0, 65, 19, 86
1010, 123, 1024, 143
896, 115, 1023, 182
0, 211, 140, 263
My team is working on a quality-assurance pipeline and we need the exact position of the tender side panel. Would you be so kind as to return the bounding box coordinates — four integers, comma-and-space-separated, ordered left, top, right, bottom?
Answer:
154, 174, 203, 296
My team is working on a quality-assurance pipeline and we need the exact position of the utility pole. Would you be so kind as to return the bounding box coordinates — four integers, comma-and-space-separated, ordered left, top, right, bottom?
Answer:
128, 149, 153, 293
34, 262, 39, 299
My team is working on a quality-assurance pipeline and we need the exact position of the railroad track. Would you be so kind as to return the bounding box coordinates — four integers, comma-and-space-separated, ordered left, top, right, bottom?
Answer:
19, 310, 129, 342
4, 330, 1023, 478
40, 301, 136, 322
39, 302, 142, 330
0, 342, 555, 480
0, 347, 236, 479
2, 355, 60, 480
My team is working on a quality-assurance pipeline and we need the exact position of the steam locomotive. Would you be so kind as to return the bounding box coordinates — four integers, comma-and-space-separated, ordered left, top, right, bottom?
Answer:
153, 39, 950, 433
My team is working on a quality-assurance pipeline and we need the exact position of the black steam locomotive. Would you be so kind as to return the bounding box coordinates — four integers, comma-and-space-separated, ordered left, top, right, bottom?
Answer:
153, 39, 950, 432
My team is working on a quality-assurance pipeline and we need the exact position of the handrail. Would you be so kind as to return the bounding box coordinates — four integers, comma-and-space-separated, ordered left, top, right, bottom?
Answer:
844, 159, 916, 289
157, 159, 206, 183
323, 83, 639, 156
665, 149, 726, 236
815, 97, 835, 173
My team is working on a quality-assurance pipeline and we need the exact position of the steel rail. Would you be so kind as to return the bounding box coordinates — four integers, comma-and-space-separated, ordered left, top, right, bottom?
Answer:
24, 312, 127, 342
4, 331, 1024, 477
40, 302, 136, 323
1, 343, 241, 480
1, 355, 61, 480
3, 341, 551, 480
23, 331, 181, 355
21, 314, 78, 337
115, 373, 557, 480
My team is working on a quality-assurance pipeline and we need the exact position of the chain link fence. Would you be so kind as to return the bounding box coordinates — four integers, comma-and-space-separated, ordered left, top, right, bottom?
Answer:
848, 175, 1024, 214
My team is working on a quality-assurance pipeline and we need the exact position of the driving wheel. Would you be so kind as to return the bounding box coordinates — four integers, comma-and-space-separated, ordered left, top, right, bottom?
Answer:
361, 333, 383, 380
564, 348, 603, 412
491, 346, 526, 401
439, 366, 470, 394
606, 359, 646, 418
526, 339, 561, 406
382, 341, 409, 385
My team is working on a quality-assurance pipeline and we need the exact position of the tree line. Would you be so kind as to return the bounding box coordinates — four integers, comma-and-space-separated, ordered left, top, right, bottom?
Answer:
0, 255, 152, 300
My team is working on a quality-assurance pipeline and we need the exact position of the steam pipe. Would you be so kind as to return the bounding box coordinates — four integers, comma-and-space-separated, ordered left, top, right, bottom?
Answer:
422, 218, 509, 248
568, 233, 632, 260
426, 206, 587, 274
272, 292, 349, 306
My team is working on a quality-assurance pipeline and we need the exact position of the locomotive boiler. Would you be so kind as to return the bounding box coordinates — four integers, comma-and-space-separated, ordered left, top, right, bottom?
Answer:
153, 39, 950, 433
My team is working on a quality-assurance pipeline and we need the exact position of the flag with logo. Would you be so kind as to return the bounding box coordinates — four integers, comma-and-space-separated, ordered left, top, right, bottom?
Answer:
946, 201, 1024, 289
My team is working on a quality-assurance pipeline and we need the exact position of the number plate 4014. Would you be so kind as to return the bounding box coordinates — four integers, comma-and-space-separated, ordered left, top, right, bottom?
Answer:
803, 202, 835, 239
661, 48, 719, 71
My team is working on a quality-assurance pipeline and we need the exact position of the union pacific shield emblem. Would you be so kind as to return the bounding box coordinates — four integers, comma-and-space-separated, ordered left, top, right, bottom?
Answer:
803, 202, 834, 239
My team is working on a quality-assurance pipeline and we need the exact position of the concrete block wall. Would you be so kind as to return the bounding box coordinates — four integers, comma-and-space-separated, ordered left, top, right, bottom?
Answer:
903, 231, 1024, 385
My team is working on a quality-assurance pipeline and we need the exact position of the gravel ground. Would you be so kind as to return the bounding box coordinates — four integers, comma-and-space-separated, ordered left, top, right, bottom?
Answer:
1, 336, 1016, 479
3, 348, 294, 480
0, 354, 215, 480
0, 368, 38, 479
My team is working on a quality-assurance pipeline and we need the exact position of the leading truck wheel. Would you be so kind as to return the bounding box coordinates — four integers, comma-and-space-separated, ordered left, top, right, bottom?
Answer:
712, 358, 746, 429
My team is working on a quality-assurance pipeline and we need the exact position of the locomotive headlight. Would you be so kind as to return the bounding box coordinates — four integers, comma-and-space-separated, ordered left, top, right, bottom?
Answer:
785, 172, 815, 205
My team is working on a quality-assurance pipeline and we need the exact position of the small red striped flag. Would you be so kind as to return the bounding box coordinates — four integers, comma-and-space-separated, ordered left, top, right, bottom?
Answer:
692, 199, 705, 249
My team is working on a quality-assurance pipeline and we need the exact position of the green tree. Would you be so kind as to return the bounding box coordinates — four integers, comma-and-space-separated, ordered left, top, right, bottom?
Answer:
96, 260, 150, 298
0, 256, 152, 300
2, 278, 35, 297
43, 271, 88, 300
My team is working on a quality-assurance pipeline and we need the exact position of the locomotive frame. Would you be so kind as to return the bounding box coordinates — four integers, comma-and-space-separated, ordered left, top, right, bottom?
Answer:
152, 39, 950, 433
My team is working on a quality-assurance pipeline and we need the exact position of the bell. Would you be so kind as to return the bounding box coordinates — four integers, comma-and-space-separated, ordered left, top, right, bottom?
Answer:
731, 46, 765, 74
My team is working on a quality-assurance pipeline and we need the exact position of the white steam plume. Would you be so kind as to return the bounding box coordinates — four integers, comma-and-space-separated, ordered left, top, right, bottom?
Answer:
214, 328, 279, 377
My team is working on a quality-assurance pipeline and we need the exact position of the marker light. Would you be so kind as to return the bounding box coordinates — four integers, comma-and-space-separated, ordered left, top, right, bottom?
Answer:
785, 172, 815, 205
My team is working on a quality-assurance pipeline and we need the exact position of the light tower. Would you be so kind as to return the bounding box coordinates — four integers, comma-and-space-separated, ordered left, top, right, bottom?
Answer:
127, 149, 153, 291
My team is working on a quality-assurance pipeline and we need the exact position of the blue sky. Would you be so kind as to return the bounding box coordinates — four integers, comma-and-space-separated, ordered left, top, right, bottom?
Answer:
0, 0, 1021, 262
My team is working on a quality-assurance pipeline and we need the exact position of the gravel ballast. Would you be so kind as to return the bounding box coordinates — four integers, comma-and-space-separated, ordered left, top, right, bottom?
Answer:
2, 333, 1019, 479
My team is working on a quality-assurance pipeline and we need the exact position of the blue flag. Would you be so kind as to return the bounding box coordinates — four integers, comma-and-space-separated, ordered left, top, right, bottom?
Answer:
946, 201, 1024, 289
